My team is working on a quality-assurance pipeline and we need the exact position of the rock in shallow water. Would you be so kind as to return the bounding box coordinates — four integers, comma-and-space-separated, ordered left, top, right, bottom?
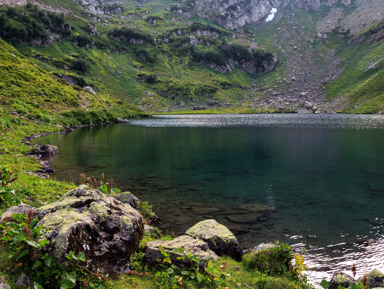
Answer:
33, 186, 144, 273
185, 219, 243, 261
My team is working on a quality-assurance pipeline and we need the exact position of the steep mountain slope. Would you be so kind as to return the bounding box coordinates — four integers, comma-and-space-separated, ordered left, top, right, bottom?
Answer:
0, 1, 279, 113
0, 0, 383, 113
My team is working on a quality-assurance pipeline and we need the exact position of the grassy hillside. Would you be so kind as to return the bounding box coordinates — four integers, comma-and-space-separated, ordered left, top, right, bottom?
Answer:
0, 3, 277, 113
325, 20, 384, 113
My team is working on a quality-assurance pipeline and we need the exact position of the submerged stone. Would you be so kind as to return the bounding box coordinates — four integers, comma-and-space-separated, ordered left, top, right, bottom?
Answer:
33, 186, 144, 273
185, 219, 243, 261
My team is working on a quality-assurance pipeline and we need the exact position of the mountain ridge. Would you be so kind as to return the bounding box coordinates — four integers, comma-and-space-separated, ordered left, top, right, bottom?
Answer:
0, 0, 383, 113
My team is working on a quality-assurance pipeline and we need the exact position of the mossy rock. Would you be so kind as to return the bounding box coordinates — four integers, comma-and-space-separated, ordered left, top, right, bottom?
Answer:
185, 219, 243, 261
113, 191, 140, 209
329, 272, 355, 289
360, 269, 384, 288
33, 186, 144, 273
145, 235, 218, 268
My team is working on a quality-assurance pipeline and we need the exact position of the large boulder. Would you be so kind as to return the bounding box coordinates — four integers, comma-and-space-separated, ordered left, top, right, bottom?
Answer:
33, 186, 144, 273
185, 219, 243, 261
0, 204, 35, 223
145, 235, 218, 268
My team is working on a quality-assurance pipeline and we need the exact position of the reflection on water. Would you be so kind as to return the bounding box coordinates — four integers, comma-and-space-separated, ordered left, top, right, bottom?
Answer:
36, 114, 384, 286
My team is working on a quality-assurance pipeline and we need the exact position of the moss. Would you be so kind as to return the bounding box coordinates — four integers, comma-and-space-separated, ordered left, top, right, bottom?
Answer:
186, 219, 236, 243
89, 202, 109, 221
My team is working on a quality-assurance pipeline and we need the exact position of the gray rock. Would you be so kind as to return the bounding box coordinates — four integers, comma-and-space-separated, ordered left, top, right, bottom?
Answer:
31, 144, 58, 157
144, 224, 155, 235
116, 118, 130, 123
304, 101, 313, 109
186, 219, 243, 261
329, 272, 354, 289
0, 281, 11, 289
15, 274, 34, 288
253, 243, 277, 252
361, 269, 384, 288
113, 191, 140, 209
83, 86, 96, 95
0, 204, 35, 223
33, 187, 144, 273
145, 235, 218, 268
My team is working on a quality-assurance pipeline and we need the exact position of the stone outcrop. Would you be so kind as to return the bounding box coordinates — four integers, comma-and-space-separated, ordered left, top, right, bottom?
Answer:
33, 186, 144, 273
185, 219, 243, 261
145, 235, 218, 268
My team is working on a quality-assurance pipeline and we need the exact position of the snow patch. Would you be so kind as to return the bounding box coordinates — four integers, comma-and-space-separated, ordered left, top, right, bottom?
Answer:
266, 8, 277, 22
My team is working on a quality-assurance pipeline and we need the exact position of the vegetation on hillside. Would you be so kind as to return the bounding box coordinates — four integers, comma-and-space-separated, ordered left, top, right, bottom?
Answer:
326, 19, 384, 113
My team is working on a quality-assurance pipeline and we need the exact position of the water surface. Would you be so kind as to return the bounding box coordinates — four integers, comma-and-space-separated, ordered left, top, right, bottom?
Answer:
37, 114, 384, 285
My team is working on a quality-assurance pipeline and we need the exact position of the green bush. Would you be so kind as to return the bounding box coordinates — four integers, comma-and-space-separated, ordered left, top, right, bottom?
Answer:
0, 5, 71, 44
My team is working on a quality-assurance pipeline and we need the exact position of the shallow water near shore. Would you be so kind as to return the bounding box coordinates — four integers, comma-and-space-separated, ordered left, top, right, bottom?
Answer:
37, 114, 384, 286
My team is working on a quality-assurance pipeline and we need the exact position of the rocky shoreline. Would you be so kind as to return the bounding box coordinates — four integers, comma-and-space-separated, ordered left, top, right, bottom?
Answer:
2, 186, 384, 289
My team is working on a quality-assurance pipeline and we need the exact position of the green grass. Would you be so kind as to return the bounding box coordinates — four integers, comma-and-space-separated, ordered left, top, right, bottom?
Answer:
325, 24, 384, 113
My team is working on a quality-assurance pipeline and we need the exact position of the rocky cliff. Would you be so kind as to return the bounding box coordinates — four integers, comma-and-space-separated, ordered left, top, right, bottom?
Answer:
175, 0, 384, 35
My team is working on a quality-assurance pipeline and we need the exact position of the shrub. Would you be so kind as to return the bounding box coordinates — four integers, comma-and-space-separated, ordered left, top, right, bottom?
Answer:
243, 242, 293, 276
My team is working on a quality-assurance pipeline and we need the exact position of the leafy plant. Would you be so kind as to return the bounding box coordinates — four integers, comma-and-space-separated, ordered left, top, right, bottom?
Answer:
154, 246, 230, 288
0, 167, 21, 207
0, 211, 105, 289
81, 173, 121, 194
137, 201, 156, 222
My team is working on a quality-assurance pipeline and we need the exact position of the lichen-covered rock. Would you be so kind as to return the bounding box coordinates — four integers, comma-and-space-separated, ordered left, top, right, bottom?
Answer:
113, 191, 139, 209
33, 187, 144, 273
185, 219, 243, 261
0, 204, 35, 223
30, 144, 58, 157
145, 235, 218, 268
329, 272, 355, 289
364, 269, 384, 288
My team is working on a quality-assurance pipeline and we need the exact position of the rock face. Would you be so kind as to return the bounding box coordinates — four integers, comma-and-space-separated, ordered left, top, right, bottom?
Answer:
181, 0, 280, 30
185, 219, 243, 261
33, 186, 144, 273
145, 235, 218, 268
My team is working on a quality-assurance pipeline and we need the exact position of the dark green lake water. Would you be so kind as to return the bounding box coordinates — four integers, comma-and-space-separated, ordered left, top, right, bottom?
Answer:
37, 114, 384, 285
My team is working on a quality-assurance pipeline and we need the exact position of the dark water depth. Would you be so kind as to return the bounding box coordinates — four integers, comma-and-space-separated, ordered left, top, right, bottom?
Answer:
36, 114, 384, 286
